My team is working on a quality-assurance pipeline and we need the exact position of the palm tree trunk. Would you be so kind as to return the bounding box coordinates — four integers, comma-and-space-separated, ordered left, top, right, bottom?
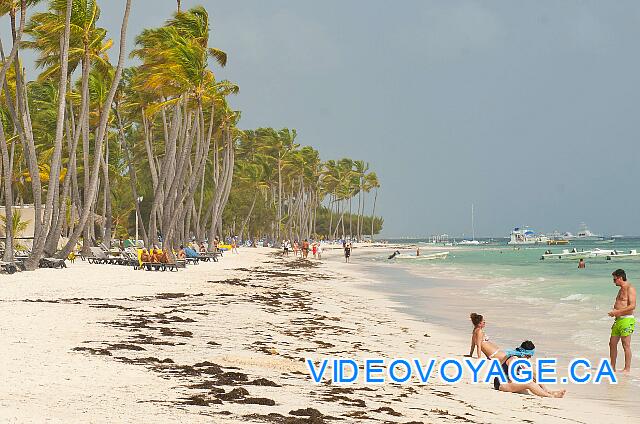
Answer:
115, 104, 148, 245
101, 138, 112, 248
0, 124, 13, 261
57, 0, 133, 259
371, 188, 378, 240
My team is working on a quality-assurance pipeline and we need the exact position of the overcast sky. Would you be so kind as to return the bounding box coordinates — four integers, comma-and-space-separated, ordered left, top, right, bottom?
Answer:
5, 1, 640, 237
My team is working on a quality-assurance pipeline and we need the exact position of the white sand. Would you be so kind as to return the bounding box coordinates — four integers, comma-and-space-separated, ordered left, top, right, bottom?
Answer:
0, 246, 634, 423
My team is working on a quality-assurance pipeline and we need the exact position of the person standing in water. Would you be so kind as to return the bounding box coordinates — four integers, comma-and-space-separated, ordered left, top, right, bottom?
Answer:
608, 268, 636, 372
578, 258, 586, 269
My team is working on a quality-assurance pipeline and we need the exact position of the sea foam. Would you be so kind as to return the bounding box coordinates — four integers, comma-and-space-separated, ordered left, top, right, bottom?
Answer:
561, 293, 591, 302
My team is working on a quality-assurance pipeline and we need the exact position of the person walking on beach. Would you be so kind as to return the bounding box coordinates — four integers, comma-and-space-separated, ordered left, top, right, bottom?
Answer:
317, 243, 323, 260
344, 243, 352, 263
293, 241, 299, 257
283, 240, 290, 256
302, 239, 310, 259
312, 242, 318, 259
608, 269, 636, 373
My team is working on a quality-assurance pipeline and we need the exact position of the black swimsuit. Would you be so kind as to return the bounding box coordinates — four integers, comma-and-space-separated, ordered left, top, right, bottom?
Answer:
493, 357, 513, 390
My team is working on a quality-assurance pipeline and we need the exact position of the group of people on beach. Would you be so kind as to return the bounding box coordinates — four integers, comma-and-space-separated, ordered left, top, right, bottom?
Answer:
468, 268, 636, 397
468, 313, 566, 398
281, 239, 354, 263
283, 239, 323, 260
139, 237, 232, 264
140, 247, 170, 264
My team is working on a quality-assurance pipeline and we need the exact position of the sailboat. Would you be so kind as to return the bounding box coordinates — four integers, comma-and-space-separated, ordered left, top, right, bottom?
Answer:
458, 204, 480, 245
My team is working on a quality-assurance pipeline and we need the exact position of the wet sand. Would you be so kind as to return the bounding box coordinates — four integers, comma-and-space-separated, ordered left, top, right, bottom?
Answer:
0, 246, 634, 423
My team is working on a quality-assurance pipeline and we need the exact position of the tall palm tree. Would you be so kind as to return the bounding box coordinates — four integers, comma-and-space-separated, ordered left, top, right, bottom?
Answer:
365, 171, 380, 239
56, 0, 133, 260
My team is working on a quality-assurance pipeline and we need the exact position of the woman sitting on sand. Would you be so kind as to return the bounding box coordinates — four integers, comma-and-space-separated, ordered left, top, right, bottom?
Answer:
493, 341, 566, 398
469, 313, 505, 361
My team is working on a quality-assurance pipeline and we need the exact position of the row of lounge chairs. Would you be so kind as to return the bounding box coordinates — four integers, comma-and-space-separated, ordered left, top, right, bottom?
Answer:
84, 246, 223, 272
1, 244, 222, 274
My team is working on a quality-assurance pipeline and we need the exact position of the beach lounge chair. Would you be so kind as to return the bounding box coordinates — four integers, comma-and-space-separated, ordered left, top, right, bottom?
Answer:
140, 261, 178, 272
121, 251, 139, 267
87, 247, 109, 264
39, 257, 67, 269
88, 247, 124, 264
197, 251, 220, 262
0, 261, 18, 274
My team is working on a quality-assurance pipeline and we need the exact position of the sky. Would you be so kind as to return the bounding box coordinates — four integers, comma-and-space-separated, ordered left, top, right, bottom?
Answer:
4, 1, 640, 237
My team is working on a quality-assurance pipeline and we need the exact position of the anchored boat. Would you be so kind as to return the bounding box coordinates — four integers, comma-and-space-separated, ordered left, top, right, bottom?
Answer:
607, 250, 640, 261
509, 227, 548, 245
540, 248, 591, 260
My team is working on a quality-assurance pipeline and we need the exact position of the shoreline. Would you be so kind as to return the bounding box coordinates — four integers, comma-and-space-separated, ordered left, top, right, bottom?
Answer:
0, 246, 634, 423
339, 246, 640, 413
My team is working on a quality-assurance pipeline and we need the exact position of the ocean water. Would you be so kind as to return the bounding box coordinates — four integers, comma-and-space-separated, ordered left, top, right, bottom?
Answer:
355, 238, 640, 404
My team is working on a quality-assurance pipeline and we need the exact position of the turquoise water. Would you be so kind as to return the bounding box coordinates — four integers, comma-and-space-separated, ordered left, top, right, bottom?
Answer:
353, 238, 640, 407
361, 238, 640, 385
379, 238, 640, 316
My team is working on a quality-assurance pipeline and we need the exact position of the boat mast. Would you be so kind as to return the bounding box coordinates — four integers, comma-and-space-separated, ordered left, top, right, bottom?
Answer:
471, 204, 475, 241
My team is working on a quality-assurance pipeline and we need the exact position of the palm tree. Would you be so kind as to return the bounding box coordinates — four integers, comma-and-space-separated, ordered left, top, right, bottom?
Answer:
56, 0, 133, 260
25, 0, 111, 261
365, 171, 380, 239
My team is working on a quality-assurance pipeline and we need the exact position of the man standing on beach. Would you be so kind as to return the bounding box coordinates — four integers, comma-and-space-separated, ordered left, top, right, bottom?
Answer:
608, 269, 636, 372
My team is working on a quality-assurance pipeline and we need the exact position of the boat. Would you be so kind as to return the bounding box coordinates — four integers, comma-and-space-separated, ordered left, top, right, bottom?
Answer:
574, 223, 604, 241
540, 248, 591, 260
547, 231, 569, 245
547, 239, 569, 245
508, 227, 549, 245
606, 250, 640, 261
458, 239, 480, 245
421, 251, 449, 260
397, 251, 449, 260
595, 239, 615, 244
589, 248, 617, 258
459, 204, 480, 245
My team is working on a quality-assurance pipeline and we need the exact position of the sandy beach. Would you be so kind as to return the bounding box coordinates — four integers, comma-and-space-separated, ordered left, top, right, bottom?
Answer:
0, 246, 634, 423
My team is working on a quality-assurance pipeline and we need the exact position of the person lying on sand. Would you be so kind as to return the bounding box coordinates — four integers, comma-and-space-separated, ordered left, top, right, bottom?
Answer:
493, 341, 566, 398
468, 313, 506, 361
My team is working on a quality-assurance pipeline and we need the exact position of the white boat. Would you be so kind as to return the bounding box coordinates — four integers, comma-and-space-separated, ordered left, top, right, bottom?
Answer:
540, 248, 591, 260
574, 223, 604, 241
458, 239, 480, 245
595, 239, 615, 244
607, 250, 640, 260
509, 227, 549, 245
459, 204, 480, 246
422, 251, 449, 260
397, 251, 449, 260
590, 248, 617, 258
